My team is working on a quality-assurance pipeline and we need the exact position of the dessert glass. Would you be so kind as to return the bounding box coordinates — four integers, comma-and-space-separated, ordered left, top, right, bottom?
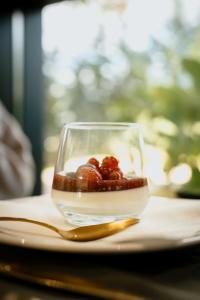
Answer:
52, 122, 149, 226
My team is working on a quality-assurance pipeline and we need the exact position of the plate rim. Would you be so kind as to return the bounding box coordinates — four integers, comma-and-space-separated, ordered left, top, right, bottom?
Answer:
0, 195, 200, 254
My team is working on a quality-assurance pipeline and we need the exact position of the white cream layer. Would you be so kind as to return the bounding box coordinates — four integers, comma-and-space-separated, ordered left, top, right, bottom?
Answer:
52, 186, 149, 216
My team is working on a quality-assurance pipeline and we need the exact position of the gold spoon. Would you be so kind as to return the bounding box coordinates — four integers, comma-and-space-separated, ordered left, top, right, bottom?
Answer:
0, 217, 139, 242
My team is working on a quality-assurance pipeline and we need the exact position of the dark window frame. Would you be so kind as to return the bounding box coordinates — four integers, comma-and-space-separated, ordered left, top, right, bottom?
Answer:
0, 10, 43, 195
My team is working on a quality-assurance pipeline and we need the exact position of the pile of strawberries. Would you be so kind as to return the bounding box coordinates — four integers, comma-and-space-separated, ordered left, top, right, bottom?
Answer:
75, 156, 123, 191
80, 156, 123, 180
52, 156, 147, 192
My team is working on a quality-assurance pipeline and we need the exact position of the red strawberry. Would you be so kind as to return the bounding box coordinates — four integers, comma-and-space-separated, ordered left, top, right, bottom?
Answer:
108, 169, 123, 180
99, 166, 111, 179
76, 164, 102, 191
101, 156, 118, 170
87, 157, 100, 169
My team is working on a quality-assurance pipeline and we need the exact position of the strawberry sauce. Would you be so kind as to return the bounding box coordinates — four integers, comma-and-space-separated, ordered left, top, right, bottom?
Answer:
52, 156, 147, 193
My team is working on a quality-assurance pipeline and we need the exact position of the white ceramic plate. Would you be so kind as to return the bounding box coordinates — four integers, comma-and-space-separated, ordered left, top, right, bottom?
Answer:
0, 195, 200, 254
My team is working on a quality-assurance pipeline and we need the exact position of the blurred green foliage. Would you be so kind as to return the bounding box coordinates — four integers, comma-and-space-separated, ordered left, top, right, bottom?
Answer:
44, 0, 200, 196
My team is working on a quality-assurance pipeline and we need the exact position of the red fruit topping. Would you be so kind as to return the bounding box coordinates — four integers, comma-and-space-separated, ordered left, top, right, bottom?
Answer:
97, 177, 147, 192
101, 156, 118, 170
108, 169, 123, 180
64, 173, 76, 192
87, 157, 100, 169
76, 164, 102, 191
99, 166, 111, 179
52, 174, 65, 190
53, 172, 148, 192
53, 156, 148, 193
97, 179, 127, 191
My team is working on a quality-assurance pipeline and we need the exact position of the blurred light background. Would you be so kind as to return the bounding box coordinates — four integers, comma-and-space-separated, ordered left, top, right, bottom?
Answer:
42, 0, 200, 197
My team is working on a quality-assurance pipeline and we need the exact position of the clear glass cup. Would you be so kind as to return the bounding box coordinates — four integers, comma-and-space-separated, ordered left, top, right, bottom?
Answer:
52, 122, 149, 226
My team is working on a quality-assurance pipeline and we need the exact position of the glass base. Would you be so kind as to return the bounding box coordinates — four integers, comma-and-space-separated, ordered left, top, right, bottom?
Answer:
58, 206, 138, 226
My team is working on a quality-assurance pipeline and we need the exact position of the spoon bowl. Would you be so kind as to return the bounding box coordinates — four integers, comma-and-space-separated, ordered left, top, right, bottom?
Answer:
0, 217, 139, 242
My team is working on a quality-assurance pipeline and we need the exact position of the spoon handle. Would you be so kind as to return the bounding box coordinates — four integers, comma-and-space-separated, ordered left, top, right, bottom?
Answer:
0, 217, 60, 235
68, 218, 139, 241
0, 216, 139, 242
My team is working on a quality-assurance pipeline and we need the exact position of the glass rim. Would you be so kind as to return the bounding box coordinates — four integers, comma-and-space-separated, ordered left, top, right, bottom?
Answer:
64, 122, 141, 130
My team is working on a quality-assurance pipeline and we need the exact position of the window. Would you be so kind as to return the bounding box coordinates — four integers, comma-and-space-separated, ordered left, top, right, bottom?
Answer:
42, 0, 200, 197
0, 10, 43, 195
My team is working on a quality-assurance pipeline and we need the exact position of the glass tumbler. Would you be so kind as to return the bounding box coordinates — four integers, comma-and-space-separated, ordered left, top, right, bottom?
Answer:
52, 122, 149, 226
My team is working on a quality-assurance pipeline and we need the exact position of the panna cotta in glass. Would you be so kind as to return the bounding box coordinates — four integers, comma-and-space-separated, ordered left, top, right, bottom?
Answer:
52, 122, 149, 225
52, 154, 149, 225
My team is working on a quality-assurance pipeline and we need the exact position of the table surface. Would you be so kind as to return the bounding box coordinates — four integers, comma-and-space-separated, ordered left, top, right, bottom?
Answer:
0, 242, 200, 300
